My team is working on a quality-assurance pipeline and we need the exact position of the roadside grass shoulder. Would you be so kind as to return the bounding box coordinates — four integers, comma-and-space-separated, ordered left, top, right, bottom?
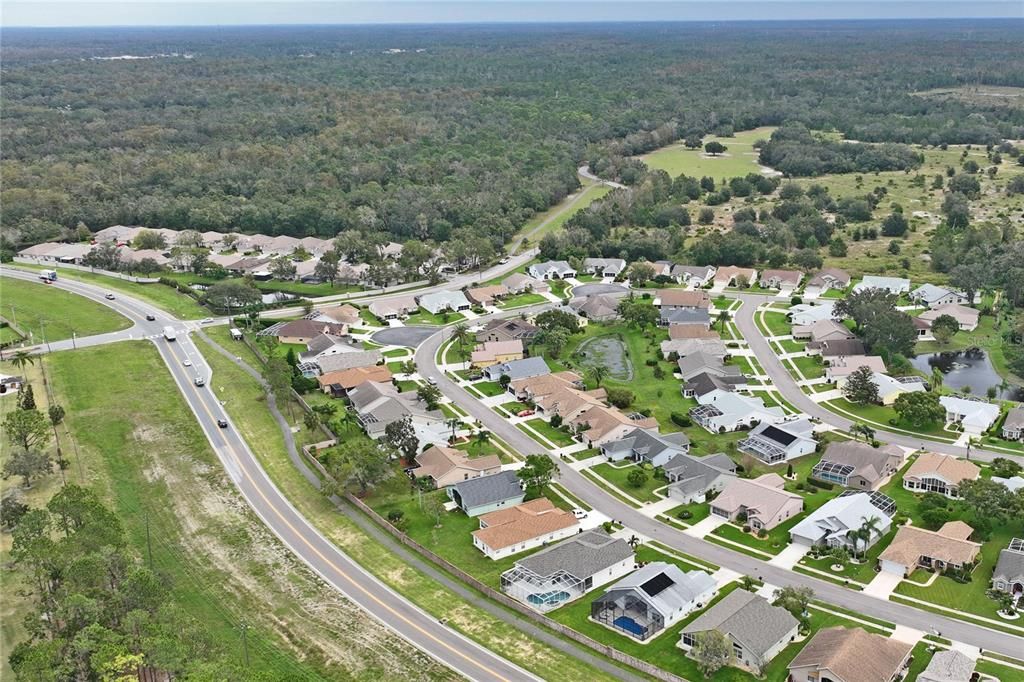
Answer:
1, 275, 131, 342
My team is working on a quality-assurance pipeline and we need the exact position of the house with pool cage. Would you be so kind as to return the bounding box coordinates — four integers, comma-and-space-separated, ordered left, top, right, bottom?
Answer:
499, 529, 635, 612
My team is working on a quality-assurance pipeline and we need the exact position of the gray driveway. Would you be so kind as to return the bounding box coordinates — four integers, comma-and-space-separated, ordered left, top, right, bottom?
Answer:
571, 283, 629, 297
371, 325, 441, 348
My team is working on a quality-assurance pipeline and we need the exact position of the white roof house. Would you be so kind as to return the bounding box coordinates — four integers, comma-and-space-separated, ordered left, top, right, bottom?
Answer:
738, 418, 817, 465
690, 390, 785, 433
852, 275, 911, 295
582, 258, 627, 277
869, 372, 927, 405
590, 563, 717, 641
789, 492, 892, 550
910, 284, 969, 309
418, 290, 471, 315
788, 302, 838, 327
939, 396, 1000, 434
527, 261, 576, 280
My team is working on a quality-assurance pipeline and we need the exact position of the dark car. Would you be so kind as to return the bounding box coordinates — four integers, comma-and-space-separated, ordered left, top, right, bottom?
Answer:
145, 314, 156, 321
217, 419, 228, 429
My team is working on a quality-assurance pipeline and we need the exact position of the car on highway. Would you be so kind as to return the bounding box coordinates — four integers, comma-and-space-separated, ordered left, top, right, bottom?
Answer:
201, 317, 214, 324
498, 256, 510, 264
194, 376, 205, 387
145, 314, 156, 321
183, 359, 192, 367
427, 377, 438, 385
517, 409, 535, 417
217, 419, 228, 428
104, 293, 115, 300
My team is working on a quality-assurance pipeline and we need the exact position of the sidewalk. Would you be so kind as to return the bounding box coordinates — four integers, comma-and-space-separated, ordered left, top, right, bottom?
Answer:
683, 515, 727, 538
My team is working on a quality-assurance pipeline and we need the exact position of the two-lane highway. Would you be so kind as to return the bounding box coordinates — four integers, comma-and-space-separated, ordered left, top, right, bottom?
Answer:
0, 268, 535, 682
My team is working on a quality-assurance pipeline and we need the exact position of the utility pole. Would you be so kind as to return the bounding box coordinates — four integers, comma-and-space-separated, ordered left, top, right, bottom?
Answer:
240, 621, 250, 667
40, 318, 51, 353
71, 331, 77, 350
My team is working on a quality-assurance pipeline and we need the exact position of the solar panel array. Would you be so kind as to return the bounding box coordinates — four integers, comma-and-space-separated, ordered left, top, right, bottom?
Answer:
640, 572, 675, 597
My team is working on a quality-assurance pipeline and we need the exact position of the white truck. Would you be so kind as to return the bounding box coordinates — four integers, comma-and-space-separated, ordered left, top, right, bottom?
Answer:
163, 326, 177, 341
39, 269, 58, 282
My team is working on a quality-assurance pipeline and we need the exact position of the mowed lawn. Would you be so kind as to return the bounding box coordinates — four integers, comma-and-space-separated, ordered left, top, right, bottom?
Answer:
1, 275, 131, 342
640, 127, 778, 179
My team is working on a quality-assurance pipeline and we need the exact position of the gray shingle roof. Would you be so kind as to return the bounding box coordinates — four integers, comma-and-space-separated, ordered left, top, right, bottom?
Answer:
664, 452, 736, 497
482, 356, 550, 381
661, 308, 711, 325
918, 649, 976, 682
451, 470, 523, 509
1004, 407, 1024, 431
602, 428, 690, 460
597, 563, 716, 619
993, 545, 1024, 583
515, 529, 633, 580
682, 589, 798, 658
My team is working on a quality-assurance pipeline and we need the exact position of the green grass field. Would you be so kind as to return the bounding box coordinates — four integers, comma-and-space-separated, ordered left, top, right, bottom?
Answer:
163, 271, 364, 298
588, 463, 665, 503
9, 263, 209, 319
404, 309, 466, 326
640, 127, 778, 180
1, 275, 131, 342
517, 180, 613, 243
521, 417, 576, 447
499, 292, 548, 308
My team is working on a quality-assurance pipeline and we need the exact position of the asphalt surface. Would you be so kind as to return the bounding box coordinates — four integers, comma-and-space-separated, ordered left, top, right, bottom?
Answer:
370, 325, 442, 348
732, 293, 1022, 466
415, 315, 1024, 659
0, 268, 534, 682
570, 283, 629, 298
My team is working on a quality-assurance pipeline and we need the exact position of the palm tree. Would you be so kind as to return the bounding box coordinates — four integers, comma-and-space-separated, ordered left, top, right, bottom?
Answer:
845, 529, 861, 557
446, 418, 462, 441
716, 310, 730, 331
10, 350, 34, 373
627, 534, 641, 549
587, 363, 609, 388
851, 422, 875, 443
931, 367, 944, 391
858, 515, 882, 557
475, 430, 491, 449
450, 323, 471, 360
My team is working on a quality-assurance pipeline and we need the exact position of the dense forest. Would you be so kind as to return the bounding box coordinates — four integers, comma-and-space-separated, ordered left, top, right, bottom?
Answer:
3, 21, 1024, 249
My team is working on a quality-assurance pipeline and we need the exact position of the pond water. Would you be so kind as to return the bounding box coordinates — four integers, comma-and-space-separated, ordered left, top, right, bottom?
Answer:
575, 335, 633, 381
910, 349, 1024, 401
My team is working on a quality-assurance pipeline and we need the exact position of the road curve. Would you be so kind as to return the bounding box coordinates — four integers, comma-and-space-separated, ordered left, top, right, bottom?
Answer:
415, 318, 1024, 658
732, 293, 1022, 465
0, 268, 534, 682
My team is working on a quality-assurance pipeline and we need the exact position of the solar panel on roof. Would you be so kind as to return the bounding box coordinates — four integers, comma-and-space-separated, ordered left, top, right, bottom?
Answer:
761, 425, 797, 446
640, 572, 675, 597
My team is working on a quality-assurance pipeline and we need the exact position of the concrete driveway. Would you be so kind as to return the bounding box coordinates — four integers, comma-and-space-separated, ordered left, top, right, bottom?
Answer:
769, 542, 811, 569
371, 326, 440, 348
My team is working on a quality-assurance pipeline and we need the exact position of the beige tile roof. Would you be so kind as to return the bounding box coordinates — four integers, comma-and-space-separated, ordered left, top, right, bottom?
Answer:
568, 405, 656, 442
316, 365, 393, 390
656, 289, 711, 308
669, 324, 720, 340
466, 285, 509, 304
412, 445, 501, 482
471, 340, 524, 364
714, 266, 757, 284
712, 474, 802, 524
879, 523, 981, 569
788, 627, 912, 682
904, 452, 980, 486
318, 304, 361, 325
472, 498, 579, 551
510, 371, 584, 399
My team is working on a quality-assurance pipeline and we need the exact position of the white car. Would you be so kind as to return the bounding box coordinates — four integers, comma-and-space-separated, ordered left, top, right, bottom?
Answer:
201, 317, 214, 324
183, 359, 193, 367
571, 508, 588, 520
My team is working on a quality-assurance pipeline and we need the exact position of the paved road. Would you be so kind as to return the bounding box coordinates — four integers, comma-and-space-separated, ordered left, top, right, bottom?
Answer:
415, 320, 1024, 658
732, 293, 1022, 465
0, 269, 534, 682
578, 165, 626, 190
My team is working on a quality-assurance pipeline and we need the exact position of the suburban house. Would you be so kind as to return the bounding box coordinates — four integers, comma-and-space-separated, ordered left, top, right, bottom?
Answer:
411, 445, 502, 489
470, 340, 524, 369
918, 650, 977, 682
852, 275, 912, 295
677, 352, 743, 383
814, 339, 868, 359
527, 260, 576, 280
448, 470, 525, 517
788, 301, 838, 327
682, 371, 747, 400
660, 307, 712, 327
500, 529, 635, 611
471, 498, 580, 560
590, 563, 716, 642
661, 337, 728, 361
650, 260, 674, 278
476, 318, 539, 344
664, 452, 737, 504
787, 627, 912, 682
789, 492, 892, 550
316, 365, 393, 397
903, 452, 980, 498
910, 283, 969, 308
758, 269, 803, 290
918, 303, 980, 332
811, 441, 904, 490
714, 266, 758, 288
803, 268, 851, 298
993, 475, 1024, 492
502, 272, 550, 295
939, 395, 1000, 434
465, 284, 509, 307
690, 390, 785, 433
568, 404, 659, 448
310, 349, 383, 376
710, 474, 803, 531
120, 248, 171, 268
991, 538, 1024, 603
315, 303, 361, 326
482, 356, 550, 382
737, 418, 817, 465
654, 289, 711, 310
275, 319, 348, 345
600, 428, 690, 468
826, 355, 887, 385
379, 241, 404, 259
668, 324, 719, 340
678, 589, 798, 674
368, 295, 419, 320
1002, 407, 1024, 441
18, 241, 95, 264
582, 258, 627, 277
508, 371, 587, 403
570, 294, 623, 321
793, 319, 855, 344
347, 380, 444, 440
299, 334, 361, 364
869, 372, 928, 405
879, 521, 981, 577
418, 290, 471, 315
0, 375, 25, 395
671, 264, 717, 287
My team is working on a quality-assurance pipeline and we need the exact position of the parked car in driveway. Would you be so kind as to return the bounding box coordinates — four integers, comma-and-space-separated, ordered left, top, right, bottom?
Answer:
572, 508, 588, 519
517, 409, 535, 417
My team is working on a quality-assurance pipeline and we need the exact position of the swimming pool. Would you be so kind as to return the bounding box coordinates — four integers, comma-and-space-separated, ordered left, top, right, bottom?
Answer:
613, 616, 646, 637
527, 590, 570, 606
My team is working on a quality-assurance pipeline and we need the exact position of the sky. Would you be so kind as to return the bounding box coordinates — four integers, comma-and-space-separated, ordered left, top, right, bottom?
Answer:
3, 1, 1022, 27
